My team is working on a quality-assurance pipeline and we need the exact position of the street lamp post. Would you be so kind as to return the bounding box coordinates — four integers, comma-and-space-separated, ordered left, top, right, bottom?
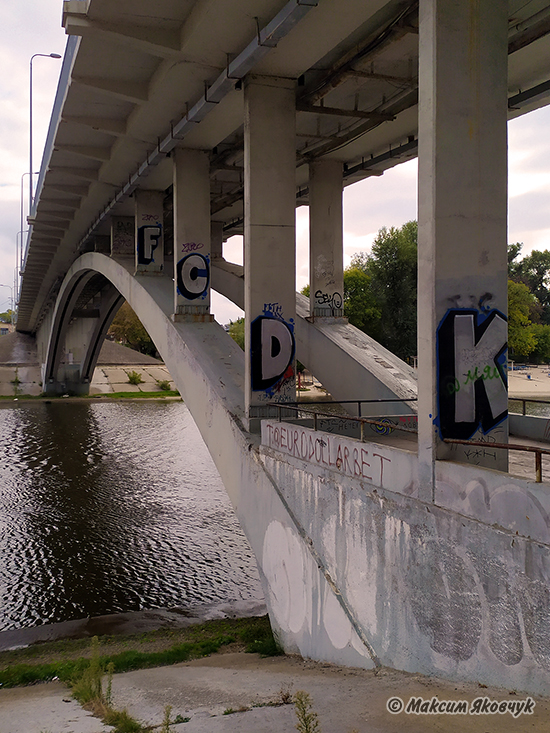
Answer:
29, 53, 61, 216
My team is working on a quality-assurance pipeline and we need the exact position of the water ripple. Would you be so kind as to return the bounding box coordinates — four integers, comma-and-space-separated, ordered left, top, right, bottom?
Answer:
0, 402, 263, 631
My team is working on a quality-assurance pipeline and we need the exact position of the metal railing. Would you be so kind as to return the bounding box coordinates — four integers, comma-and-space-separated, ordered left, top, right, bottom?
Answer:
444, 438, 550, 483
270, 402, 417, 442
510, 397, 550, 416
291, 396, 417, 417
268, 400, 550, 483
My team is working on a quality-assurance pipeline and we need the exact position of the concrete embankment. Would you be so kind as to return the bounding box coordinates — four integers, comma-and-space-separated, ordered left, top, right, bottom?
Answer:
0, 332, 174, 396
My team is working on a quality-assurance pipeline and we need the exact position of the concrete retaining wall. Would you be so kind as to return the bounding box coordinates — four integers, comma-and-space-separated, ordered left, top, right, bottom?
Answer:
510, 412, 550, 442
261, 420, 550, 695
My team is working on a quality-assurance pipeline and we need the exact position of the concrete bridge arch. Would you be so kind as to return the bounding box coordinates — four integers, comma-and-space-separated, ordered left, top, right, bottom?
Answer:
38, 250, 380, 672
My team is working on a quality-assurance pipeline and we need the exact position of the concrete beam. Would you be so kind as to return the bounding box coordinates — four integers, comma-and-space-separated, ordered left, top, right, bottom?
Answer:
62, 115, 127, 136
64, 14, 181, 58
48, 167, 100, 182
417, 0, 509, 492
48, 183, 89, 197
309, 159, 344, 318
72, 76, 149, 105
54, 145, 111, 163
173, 148, 212, 320
244, 77, 297, 424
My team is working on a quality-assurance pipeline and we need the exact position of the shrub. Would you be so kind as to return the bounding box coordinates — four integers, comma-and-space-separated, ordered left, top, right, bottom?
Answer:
127, 371, 143, 385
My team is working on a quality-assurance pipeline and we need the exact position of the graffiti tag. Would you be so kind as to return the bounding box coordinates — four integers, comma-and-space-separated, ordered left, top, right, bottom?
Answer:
314, 290, 343, 310
176, 253, 210, 300
137, 225, 162, 265
264, 422, 391, 488
437, 308, 507, 440
251, 314, 295, 392
181, 242, 204, 253
263, 302, 283, 318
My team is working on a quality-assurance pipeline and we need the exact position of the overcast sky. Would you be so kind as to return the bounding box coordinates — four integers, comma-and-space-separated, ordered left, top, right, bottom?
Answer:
2, 1, 550, 324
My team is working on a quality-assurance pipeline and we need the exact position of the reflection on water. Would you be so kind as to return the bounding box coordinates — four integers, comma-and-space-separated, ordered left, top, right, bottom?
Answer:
0, 401, 263, 632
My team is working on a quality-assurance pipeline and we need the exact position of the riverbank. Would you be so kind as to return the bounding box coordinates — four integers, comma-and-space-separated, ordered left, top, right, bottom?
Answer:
1, 613, 549, 733
508, 364, 550, 401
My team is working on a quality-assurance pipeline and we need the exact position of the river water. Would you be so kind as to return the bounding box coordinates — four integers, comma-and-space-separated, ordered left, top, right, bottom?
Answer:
0, 401, 263, 632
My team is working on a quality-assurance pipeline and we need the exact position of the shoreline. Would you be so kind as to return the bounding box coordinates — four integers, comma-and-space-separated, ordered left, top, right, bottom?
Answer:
0, 600, 267, 653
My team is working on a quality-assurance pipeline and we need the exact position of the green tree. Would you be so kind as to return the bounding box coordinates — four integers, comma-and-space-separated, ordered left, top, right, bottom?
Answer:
508, 279, 537, 359
507, 242, 523, 279
108, 302, 157, 356
0, 310, 14, 324
352, 220, 418, 360
510, 248, 550, 323
228, 317, 245, 350
530, 323, 550, 363
343, 267, 381, 337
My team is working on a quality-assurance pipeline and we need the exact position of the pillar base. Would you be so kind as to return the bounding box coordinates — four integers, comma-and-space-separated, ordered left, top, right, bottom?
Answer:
44, 365, 91, 396
172, 305, 214, 323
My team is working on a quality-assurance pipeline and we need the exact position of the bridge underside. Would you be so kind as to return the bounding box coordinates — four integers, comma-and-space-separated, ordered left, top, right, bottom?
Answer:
16, 0, 550, 694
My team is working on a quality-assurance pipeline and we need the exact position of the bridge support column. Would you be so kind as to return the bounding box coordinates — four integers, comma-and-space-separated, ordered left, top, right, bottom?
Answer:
173, 148, 212, 320
309, 159, 344, 318
135, 190, 164, 274
244, 76, 297, 428
211, 221, 224, 261
417, 0, 509, 497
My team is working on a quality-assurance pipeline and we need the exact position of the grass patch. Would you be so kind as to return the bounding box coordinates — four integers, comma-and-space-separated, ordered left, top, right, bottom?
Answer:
239, 616, 284, 656
95, 391, 180, 399
0, 615, 278, 689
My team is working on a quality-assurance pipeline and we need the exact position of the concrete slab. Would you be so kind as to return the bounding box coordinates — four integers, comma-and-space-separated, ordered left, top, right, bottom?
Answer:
0, 681, 112, 733
107, 653, 550, 733
0, 366, 16, 382
143, 366, 173, 381
90, 384, 114, 394
17, 383, 42, 396
101, 368, 131, 383
113, 383, 141, 393
91, 368, 110, 384
1, 648, 549, 733
16, 366, 41, 384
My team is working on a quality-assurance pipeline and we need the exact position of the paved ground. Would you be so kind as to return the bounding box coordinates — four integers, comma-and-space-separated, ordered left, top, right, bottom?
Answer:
1, 651, 549, 733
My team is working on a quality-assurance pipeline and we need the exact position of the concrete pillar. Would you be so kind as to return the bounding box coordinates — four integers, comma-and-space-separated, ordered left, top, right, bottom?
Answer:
111, 216, 135, 257
309, 159, 344, 317
135, 190, 164, 274
211, 221, 224, 260
173, 148, 212, 320
417, 0, 509, 494
244, 76, 297, 425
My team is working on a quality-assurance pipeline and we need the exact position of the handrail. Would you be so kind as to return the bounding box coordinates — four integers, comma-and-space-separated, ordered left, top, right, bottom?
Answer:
269, 402, 417, 439
292, 396, 417, 417
510, 397, 550, 416
268, 402, 550, 483
444, 438, 550, 483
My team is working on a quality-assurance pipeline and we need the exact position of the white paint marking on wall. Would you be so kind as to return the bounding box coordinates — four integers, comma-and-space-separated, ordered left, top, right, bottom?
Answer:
323, 583, 352, 650
262, 520, 307, 634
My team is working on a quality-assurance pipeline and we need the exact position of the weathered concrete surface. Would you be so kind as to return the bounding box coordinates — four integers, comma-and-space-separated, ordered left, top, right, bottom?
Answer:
0, 682, 111, 733
211, 259, 417, 414
260, 422, 550, 695
3, 652, 550, 733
